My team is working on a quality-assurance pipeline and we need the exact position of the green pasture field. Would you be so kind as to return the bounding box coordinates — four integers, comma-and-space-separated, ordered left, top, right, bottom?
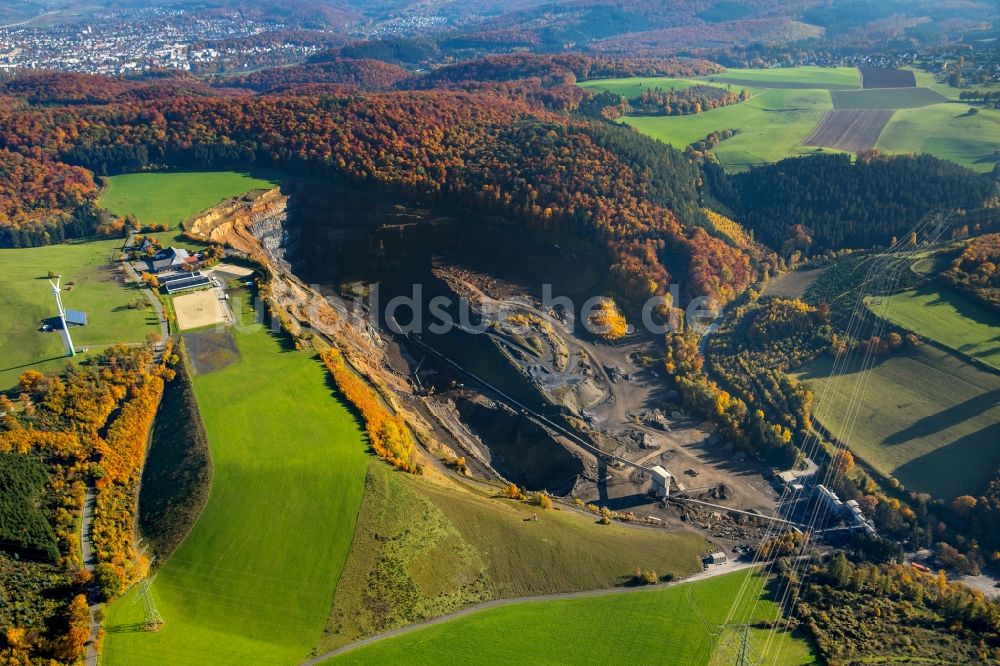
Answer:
102, 325, 368, 665
697, 66, 860, 89
99, 170, 281, 226
577, 76, 733, 97
869, 285, 1000, 370
831, 87, 948, 110
324, 571, 816, 665
0, 238, 157, 389
877, 104, 1000, 173
622, 88, 834, 169
580, 66, 999, 173
744, 89, 833, 112
793, 344, 1000, 499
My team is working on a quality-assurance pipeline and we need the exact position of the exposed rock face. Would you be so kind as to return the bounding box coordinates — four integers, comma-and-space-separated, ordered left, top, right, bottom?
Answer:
184, 186, 287, 249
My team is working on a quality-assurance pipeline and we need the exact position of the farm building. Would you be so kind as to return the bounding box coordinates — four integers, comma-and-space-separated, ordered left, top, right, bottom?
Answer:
146, 246, 195, 273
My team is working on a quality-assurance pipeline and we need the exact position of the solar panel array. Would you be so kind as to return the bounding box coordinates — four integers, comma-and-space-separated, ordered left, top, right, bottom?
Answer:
159, 270, 203, 285
164, 275, 212, 294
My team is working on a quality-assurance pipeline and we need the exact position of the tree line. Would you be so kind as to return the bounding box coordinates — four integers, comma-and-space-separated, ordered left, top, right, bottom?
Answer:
320, 348, 417, 473
788, 553, 1000, 663
626, 85, 748, 116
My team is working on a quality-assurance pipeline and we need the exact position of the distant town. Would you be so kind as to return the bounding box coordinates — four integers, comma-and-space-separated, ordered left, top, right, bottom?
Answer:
0, 10, 315, 75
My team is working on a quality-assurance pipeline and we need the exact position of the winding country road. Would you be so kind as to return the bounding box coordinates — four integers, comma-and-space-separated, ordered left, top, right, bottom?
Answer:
301, 559, 759, 665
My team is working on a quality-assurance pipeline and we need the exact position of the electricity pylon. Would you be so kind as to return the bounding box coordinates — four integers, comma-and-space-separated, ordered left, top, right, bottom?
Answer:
136, 576, 164, 631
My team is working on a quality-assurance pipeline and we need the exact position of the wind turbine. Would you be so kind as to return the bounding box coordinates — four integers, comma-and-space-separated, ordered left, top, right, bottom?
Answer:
49, 276, 75, 357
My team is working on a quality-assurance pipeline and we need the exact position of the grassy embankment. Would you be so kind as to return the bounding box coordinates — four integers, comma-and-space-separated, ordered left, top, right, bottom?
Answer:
319, 462, 713, 652
323, 570, 817, 665
137, 341, 212, 562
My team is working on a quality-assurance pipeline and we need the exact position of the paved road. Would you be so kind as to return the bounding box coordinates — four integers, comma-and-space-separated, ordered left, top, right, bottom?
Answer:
301, 559, 759, 665
122, 232, 169, 349
80, 487, 100, 666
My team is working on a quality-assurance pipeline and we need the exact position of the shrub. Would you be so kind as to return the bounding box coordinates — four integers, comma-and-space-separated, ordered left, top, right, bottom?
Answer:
531, 492, 553, 509
502, 483, 524, 500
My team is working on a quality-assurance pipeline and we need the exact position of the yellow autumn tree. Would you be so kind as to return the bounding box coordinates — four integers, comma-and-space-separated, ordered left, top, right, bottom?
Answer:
589, 298, 627, 341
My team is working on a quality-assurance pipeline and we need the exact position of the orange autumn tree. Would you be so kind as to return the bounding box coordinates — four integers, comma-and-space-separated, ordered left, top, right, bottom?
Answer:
54, 594, 90, 662
320, 348, 416, 472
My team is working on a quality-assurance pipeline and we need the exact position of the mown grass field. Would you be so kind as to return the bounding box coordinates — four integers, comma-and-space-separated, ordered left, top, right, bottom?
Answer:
793, 345, 1000, 499
0, 238, 157, 389
325, 571, 816, 665
877, 104, 1000, 173
320, 458, 712, 652
102, 325, 368, 665
99, 170, 281, 226
870, 285, 1000, 370
698, 66, 860, 89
